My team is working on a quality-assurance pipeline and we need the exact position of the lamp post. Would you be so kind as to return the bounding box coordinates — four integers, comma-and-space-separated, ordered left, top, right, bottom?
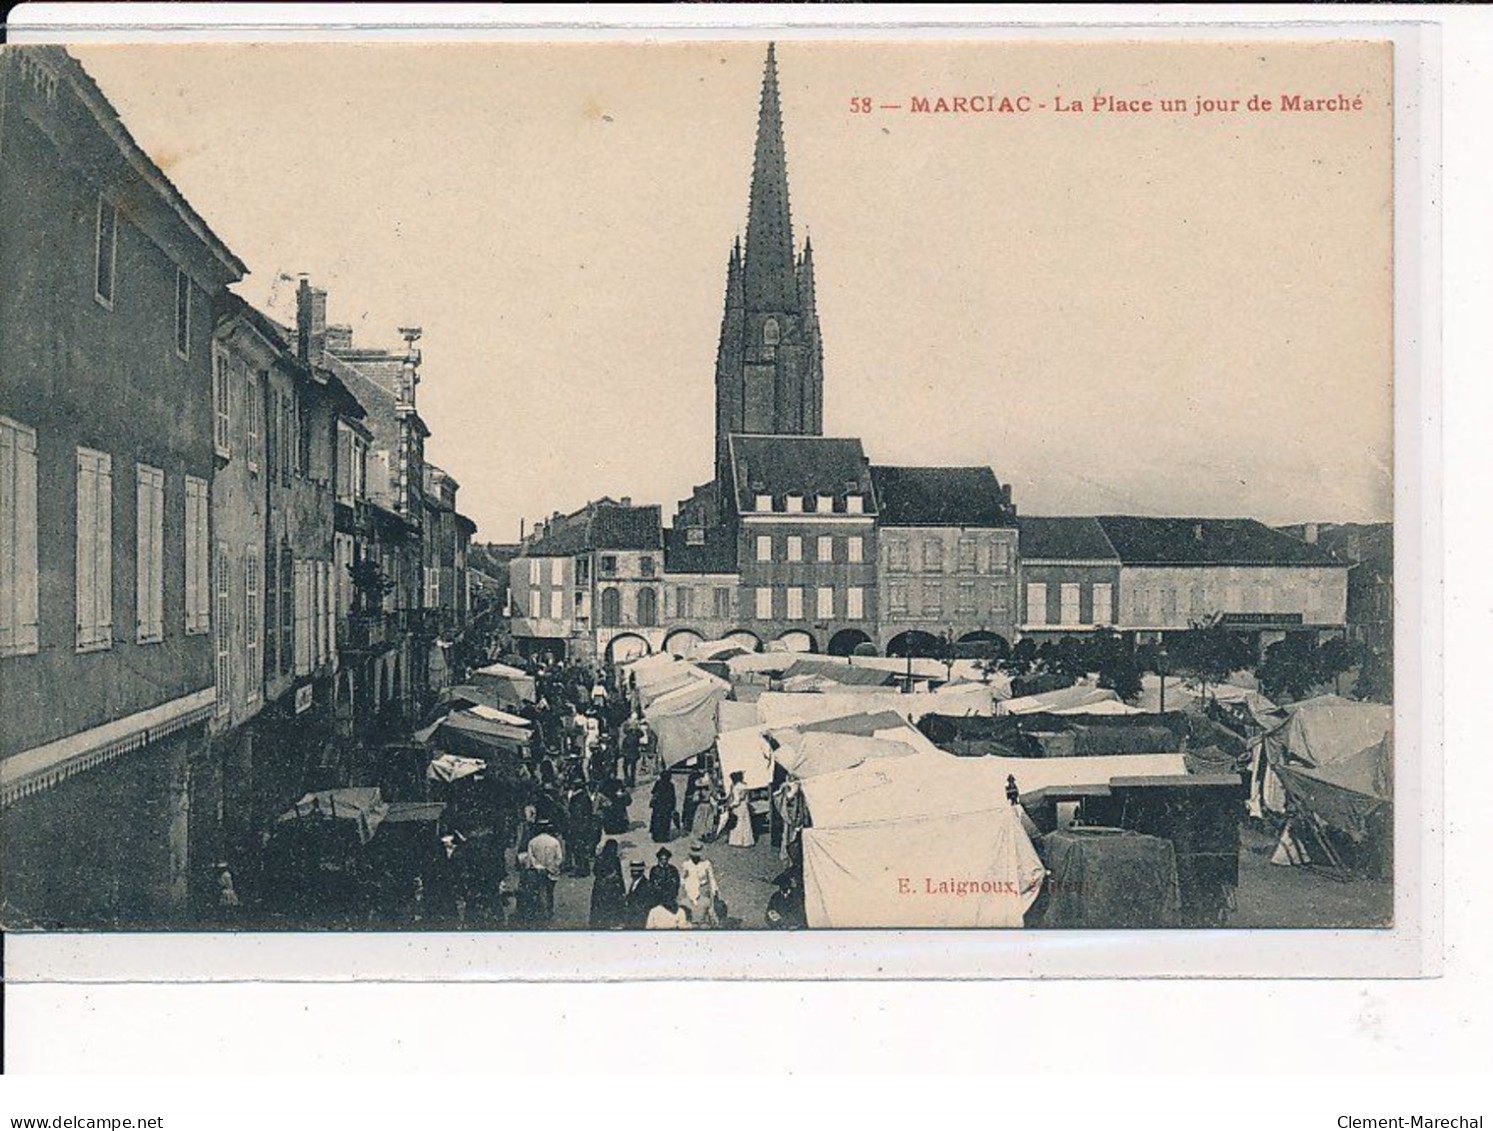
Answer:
1158, 646, 1170, 714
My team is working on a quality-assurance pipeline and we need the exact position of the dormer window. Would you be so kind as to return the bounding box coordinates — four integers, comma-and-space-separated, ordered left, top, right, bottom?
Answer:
754, 493, 774, 512
816, 494, 834, 513
845, 494, 864, 515
785, 493, 803, 513
686, 527, 706, 546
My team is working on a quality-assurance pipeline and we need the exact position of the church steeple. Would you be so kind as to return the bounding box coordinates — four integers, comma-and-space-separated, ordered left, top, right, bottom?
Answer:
742, 42, 798, 313
713, 43, 825, 481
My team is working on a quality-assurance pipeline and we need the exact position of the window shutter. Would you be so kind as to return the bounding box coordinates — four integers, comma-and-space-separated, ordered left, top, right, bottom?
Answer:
13, 426, 39, 653
136, 468, 150, 640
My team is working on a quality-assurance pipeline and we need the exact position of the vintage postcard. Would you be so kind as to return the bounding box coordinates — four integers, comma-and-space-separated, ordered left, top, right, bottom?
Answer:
0, 31, 1425, 972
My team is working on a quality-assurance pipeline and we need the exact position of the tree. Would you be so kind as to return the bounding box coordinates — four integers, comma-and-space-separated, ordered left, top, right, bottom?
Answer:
1169, 613, 1255, 701
999, 637, 1039, 678
1257, 637, 1318, 703
1313, 635, 1362, 696
1352, 649, 1393, 704
348, 557, 394, 614
1087, 628, 1143, 703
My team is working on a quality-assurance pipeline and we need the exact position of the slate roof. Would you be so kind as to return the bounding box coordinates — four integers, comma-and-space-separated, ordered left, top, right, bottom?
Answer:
526, 502, 662, 557
663, 524, 739, 575
870, 466, 1014, 528
1095, 516, 1342, 567
726, 435, 875, 513
1017, 517, 1118, 562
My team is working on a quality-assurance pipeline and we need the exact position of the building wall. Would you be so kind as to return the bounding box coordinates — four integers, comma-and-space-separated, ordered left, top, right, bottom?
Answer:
1116, 564, 1349, 631
877, 525, 1017, 647
209, 331, 270, 733
0, 54, 228, 760
1017, 561, 1123, 637
735, 517, 877, 652
508, 554, 576, 645
661, 572, 741, 651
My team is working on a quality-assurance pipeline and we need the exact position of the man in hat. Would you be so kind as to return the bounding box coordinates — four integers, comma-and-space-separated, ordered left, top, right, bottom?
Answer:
624, 860, 653, 929
679, 841, 721, 927
648, 847, 681, 908
525, 822, 565, 921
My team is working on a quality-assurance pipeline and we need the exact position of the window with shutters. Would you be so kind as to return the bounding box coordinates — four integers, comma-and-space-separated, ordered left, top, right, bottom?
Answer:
266, 389, 280, 482
1026, 583, 1048, 626
0, 418, 40, 657
600, 555, 617, 576
294, 560, 313, 675
922, 538, 944, 573
847, 536, 864, 564
95, 196, 117, 307
992, 540, 1011, 571
785, 587, 804, 621
335, 534, 354, 617
1092, 583, 1113, 626
245, 546, 261, 704
323, 561, 335, 659
184, 476, 210, 634
957, 581, 976, 614
786, 536, 802, 562
637, 587, 659, 627
922, 581, 943, 617
549, 558, 563, 587
214, 542, 231, 714
574, 556, 590, 586
846, 587, 864, 620
245, 368, 261, 474
75, 447, 114, 652
713, 587, 731, 619
287, 389, 301, 478
315, 561, 328, 668
1060, 583, 1082, 625
755, 587, 773, 620
991, 581, 1011, 613
756, 535, 772, 563
600, 587, 621, 627
816, 535, 833, 563
957, 538, 978, 574
887, 539, 909, 573
134, 464, 165, 643
213, 345, 231, 459
888, 581, 908, 615
816, 586, 834, 620
549, 587, 562, 622
279, 546, 294, 675
528, 558, 541, 585
676, 586, 694, 620
336, 422, 355, 503
175, 269, 192, 359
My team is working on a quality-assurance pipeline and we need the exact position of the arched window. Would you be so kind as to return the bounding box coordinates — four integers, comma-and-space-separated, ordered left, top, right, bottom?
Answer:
763, 318, 780, 359
600, 587, 621, 627
637, 587, 659, 627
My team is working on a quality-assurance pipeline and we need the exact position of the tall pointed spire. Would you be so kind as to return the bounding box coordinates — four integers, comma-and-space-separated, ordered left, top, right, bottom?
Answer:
742, 43, 798, 312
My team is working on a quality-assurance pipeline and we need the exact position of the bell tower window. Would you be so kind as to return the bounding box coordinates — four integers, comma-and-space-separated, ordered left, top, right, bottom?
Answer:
763, 318, 780, 360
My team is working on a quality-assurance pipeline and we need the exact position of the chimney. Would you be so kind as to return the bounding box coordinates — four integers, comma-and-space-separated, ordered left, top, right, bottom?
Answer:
296, 276, 328, 365
620, 496, 632, 508
325, 324, 353, 354
1304, 522, 1319, 545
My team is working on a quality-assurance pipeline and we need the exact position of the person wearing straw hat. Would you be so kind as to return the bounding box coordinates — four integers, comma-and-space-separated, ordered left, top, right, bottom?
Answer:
679, 841, 721, 927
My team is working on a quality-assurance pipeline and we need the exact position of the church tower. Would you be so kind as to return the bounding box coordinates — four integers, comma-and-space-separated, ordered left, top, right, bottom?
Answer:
713, 43, 824, 483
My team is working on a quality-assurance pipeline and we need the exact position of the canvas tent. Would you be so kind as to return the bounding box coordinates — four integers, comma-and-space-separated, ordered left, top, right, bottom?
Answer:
276, 787, 390, 846
468, 662, 536, 706
426, 753, 487, 784
645, 673, 731, 768
754, 684, 995, 731
1002, 685, 1121, 716
802, 804, 1046, 928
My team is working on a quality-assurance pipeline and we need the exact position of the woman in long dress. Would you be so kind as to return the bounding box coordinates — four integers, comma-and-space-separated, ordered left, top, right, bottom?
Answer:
588, 840, 627, 929
649, 773, 677, 844
725, 771, 756, 849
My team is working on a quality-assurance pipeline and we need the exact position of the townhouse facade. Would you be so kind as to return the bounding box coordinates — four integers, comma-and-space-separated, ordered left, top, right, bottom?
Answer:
0, 46, 245, 923
1016, 516, 1123, 641
871, 465, 1019, 657
508, 499, 665, 663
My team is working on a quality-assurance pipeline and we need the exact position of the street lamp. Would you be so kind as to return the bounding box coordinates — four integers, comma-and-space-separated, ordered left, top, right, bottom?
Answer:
1158, 646, 1170, 713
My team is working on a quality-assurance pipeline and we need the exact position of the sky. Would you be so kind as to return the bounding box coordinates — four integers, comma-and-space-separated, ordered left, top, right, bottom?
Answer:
71, 39, 1395, 542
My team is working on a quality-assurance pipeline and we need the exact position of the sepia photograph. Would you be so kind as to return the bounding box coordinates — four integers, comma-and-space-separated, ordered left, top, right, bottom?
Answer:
0, 35, 1398, 938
